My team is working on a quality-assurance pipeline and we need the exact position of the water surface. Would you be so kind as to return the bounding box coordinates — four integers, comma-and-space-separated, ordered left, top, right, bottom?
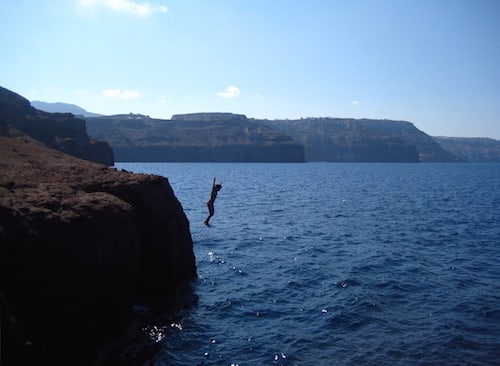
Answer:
116, 162, 500, 366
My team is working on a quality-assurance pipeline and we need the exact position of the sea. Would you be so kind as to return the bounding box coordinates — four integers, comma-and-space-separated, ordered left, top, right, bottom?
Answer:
114, 162, 500, 366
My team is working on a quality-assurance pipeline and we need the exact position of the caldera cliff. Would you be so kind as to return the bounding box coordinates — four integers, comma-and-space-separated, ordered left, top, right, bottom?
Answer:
258, 118, 458, 162
0, 135, 197, 365
433, 136, 500, 162
85, 112, 305, 162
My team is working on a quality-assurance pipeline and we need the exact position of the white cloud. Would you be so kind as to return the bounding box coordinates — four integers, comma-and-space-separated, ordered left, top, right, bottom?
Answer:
351, 100, 360, 105
101, 88, 140, 99
78, 0, 167, 17
217, 85, 241, 99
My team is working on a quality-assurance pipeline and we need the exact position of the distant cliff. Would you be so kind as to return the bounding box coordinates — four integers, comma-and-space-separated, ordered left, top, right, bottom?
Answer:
433, 136, 500, 162
30, 96, 492, 163
258, 118, 458, 162
0, 135, 196, 365
86, 113, 305, 162
31, 100, 103, 118
0, 86, 113, 165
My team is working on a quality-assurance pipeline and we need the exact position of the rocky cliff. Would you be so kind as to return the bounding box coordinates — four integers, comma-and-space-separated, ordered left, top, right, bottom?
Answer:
258, 118, 458, 162
433, 136, 500, 162
0, 135, 197, 365
85, 113, 305, 162
0, 86, 113, 165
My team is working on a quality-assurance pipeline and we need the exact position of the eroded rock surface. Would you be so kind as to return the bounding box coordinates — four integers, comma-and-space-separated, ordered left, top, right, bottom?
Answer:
0, 135, 196, 364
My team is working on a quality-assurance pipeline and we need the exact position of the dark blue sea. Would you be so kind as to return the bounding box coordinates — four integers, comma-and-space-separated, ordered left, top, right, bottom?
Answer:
115, 162, 500, 366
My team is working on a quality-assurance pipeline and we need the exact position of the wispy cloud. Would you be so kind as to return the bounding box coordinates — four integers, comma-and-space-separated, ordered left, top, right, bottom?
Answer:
350, 100, 360, 105
102, 88, 140, 99
217, 85, 241, 99
78, 0, 167, 17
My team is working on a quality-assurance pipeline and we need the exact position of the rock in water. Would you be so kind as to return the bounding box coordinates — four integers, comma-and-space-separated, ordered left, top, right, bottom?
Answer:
0, 135, 196, 365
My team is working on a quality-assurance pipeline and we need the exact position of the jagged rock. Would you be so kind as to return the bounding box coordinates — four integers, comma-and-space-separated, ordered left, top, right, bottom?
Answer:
259, 118, 458, 162
85, 113, 305, 162
0, 86, 114, 165
0, 135, 196, 365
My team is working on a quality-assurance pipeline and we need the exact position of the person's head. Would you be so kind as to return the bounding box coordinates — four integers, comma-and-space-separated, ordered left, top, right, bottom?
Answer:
215, 184, 222, 191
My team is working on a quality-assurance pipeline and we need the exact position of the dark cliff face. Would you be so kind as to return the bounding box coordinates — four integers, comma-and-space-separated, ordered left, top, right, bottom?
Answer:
433, 136, 500, 162
0, 136, 196, 364
259, 118, 458, 162
86, 113, 305, 162
0, 86, 114, 165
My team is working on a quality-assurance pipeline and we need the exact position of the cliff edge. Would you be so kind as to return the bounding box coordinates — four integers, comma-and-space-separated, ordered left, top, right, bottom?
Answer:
0, 86, 114, 165
0, 135, 197, 365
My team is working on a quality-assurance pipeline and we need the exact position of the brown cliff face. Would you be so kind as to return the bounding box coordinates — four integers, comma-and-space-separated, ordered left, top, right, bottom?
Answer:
0, 86, 114, 165
0, 135, 196, 364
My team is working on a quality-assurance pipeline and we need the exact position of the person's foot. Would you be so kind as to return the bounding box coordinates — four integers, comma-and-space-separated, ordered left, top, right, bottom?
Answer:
204, 219, 210, 227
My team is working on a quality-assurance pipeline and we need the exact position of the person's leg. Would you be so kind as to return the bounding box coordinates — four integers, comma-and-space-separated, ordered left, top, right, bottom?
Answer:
205, 202, 214, 226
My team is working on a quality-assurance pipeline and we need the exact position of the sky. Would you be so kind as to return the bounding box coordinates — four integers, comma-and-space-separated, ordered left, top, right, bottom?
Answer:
1, 0, 499, 139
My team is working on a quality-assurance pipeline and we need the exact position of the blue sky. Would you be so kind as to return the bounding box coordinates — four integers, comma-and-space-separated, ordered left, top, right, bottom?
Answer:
1, 0, 499, 138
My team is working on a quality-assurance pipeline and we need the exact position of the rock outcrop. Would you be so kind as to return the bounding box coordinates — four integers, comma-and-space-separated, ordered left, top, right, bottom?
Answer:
433, 136, 500, 162
0, 135, 196, 365
258, 118, 458, 162
85, 113, 305, 162
0, 86, 114, 165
